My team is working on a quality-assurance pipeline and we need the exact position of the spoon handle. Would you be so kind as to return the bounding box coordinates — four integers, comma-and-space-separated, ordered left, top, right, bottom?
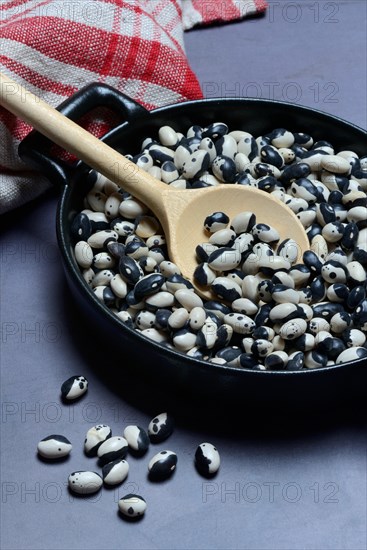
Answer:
0, 72, 169, 209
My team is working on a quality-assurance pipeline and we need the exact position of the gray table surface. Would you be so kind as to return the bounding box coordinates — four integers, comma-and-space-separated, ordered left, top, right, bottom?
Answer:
1, 2, 366, 549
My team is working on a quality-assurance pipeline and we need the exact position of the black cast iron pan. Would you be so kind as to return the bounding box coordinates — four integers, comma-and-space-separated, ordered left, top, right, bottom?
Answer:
18, 83, 367, 412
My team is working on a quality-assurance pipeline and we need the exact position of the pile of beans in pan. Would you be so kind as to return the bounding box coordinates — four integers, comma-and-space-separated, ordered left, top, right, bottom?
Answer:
71, 123, 367, 370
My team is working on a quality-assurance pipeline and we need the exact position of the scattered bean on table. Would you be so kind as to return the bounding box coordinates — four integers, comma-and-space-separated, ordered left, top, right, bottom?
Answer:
118, 494, 147, 518
37, 435, 72, 459
195, 442, 220, 476
38, 378, 217, 520
61, 375, 88, 400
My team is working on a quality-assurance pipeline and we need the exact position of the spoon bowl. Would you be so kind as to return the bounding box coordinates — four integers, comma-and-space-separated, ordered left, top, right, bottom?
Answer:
167, 184, 307, 298
0, 73, 308, 298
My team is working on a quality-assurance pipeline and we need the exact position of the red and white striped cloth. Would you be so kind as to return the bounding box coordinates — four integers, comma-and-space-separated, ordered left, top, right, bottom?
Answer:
182, 0, 267, 29
0, 0, 267, 214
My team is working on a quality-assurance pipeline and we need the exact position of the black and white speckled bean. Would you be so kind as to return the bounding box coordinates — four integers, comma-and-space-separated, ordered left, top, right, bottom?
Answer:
118, 494, 147, 518
97, 436, 128, 466
102, 459, 129, 485
195, 443, 220, 476
148, 412, 174, 443
68, 471, 103, 495
123, 425, 150, 454
61, 375, 88, 400
224, 312, 255, 334
148, 450, 177, 480
74, 241, 94, 269
37, 435, 72, 459
212, 277, 242, 302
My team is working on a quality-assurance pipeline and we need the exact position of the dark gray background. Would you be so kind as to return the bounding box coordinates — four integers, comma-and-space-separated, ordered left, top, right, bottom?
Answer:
1, 2, 366, 549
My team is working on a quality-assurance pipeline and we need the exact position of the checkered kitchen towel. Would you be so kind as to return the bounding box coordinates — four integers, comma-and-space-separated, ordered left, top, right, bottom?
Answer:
0, 0, 267, 215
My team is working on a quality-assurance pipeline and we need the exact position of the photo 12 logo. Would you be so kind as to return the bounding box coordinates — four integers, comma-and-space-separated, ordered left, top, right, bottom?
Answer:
3, 1, 137, 25
202, 480, 340, 504
267, 1, 340, 24
202, 81, 339, 105
1, 480, 140, 504
1, 322, 62, 344
0, 242, 59, 264
1, 400, 139, 425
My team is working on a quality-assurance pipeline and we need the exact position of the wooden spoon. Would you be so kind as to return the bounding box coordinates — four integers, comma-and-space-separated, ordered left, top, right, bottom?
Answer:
0, 73, 309, 299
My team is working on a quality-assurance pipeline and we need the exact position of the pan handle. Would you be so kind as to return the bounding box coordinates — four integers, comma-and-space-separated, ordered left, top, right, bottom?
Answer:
18, 83, 149, 187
